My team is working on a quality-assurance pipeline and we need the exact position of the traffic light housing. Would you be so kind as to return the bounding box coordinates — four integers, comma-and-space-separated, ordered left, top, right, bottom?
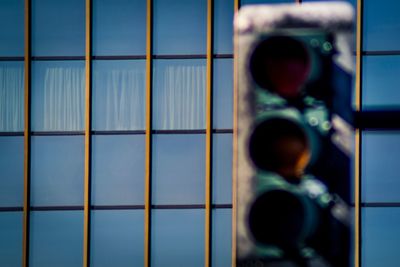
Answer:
235, 2, 354, 266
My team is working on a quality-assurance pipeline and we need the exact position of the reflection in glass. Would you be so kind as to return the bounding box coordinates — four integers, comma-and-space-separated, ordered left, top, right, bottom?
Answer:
361, 131, 400, 202
153, 59, 206, 130
92, 0, 146, 56
32, 0, 85, 56
213, 59, 233, 129
0, 0, 24, 56
91, 210, 144, 267
31, 136, 84, 206
362, 56, 400, 109
362, 208, 400, 267
0, 62, 24, 132
151, 209, 204, 267
30, 211, 83, 267
363, 0, 400, 51
153, 0, 206, 55
212, 209, 232, 267
32, 61, 85, 131
152, 134, 205, 205
214, 0, 233, 54
0, 212, 22, 267
0, 137, 24, 207
213, 134, 232, 204
92, 60, 146, 130
91, 135, 145, 205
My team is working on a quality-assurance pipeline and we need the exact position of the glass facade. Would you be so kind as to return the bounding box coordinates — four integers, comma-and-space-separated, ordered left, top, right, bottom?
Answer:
360, 0, 400, 266
0, 0, 398, 266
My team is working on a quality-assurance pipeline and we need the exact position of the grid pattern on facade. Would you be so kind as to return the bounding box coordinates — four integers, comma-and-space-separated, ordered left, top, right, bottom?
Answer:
1, 0, 400, 267
0, 0, 234, 266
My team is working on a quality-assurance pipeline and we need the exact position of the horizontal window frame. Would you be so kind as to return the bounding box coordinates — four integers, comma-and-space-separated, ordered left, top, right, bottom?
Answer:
0, 204, 234, 212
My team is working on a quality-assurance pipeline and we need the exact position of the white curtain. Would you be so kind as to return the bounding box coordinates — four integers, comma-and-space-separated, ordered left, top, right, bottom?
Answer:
42, 67, 85, 131
97, 68, 145, 130
156, 64, 206, 130
0, 65, 24, 132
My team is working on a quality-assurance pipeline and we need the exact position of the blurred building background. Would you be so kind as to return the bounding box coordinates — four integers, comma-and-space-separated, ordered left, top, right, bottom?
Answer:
0, 0, 399, 266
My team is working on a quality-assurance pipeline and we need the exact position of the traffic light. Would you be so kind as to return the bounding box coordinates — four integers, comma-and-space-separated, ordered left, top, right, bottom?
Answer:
235, 2, 354, 266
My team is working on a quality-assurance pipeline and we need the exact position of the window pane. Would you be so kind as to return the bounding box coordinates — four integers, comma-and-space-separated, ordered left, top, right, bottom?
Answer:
362, 208, 400, 267
32, 0, 85, 56
153, 0, 206, 55
30, 211, 83, 267
151, 209, 204, 267
0, 61, 24, 132
92, 0, 146, 56
153, 59, 206, 130
0, 212, 22, 267
92, 135, 145, 205
363, 0, 400, 51
212, 209, 232, 267
214, 0, 233, 55
213, 134, 232, 204
0, 137, 23, 207
31, 136, 84, 206
91, 210, 144, 267
362, 56, 400, 109
152, 134, 205, 205
0, 0, 24, 56
213, 59, 233, 129
92, 60, 146, 130
32, 61, 85, 131
361, 132, 400, 202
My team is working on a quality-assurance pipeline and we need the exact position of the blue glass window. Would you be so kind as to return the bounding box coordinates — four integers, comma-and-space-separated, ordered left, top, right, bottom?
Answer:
213, 134, 232, 204
0, 212, 22, 267
92, 60, 146, 130
212, 209, 232, 267
91, 135, 145, 206
91, 210, 144, 267
362, 208, 400, 267
92, 0, 146, 56
0, 61, 24, 132
151, 209, 204, 267
0, 137, 24, 207
214, 0, 234, 55
32, 61, 85, 131
362, 56, 400, 109
30, 211, 83, 267
153, 0, 206, 55
31, 136, 84, 207
213, 59, 233, 129
32, 0, 85, 56
152, 134, 205, 205
363, 0, 400, 51
0, 0, 24, 56
361, 131, 400, 203
153, 59, 206, 130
